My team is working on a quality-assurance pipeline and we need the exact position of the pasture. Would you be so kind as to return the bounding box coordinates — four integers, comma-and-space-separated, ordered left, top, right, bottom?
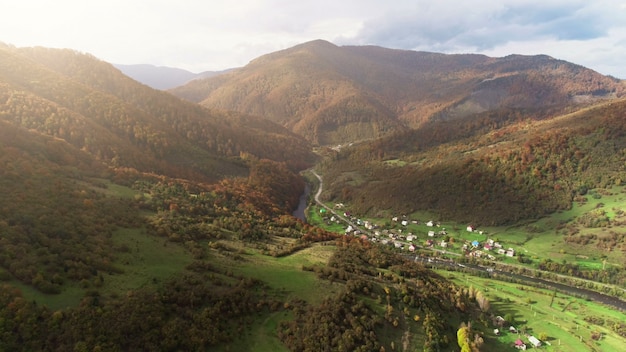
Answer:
440, 270, 626, 352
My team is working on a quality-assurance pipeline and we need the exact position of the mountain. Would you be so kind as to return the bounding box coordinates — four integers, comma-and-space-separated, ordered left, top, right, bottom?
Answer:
170, 39, 625, 146
0, 44, 315, 182
114, 63, 230, 90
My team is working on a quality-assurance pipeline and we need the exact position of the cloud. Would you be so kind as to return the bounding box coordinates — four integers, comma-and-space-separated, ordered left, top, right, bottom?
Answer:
350, 1, 618, 51
1, 0, 625, 77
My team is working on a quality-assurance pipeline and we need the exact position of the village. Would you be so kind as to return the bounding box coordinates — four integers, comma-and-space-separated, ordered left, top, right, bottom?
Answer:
322, 204, 518, 263
318, 205, 550, 350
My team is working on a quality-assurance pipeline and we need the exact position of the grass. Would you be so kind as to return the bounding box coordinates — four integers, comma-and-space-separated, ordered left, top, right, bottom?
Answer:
12, 227, 193, 310
234, 244, 338, 304
103, 227, 193, 295
7, 280, 86, 311
439, 270, 626, 352
206, 241, 339, 351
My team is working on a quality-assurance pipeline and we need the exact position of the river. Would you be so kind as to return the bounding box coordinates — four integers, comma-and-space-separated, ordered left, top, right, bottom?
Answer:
292, 183, 310, 223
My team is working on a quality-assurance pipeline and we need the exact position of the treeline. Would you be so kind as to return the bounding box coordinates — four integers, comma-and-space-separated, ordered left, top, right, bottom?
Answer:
538, 258, 625, 286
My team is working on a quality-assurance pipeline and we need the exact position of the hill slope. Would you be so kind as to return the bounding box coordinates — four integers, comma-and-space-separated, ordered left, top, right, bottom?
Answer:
171, 40, 625, 145
318, 97, 626, 225
0, 44, 315, 181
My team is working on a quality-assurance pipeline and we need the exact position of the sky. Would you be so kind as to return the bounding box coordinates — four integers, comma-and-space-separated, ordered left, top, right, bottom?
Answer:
2, 0, 626, 78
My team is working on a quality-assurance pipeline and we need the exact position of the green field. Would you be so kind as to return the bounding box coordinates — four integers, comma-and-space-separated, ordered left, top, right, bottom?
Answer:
105, 227, 194, 294
439, 270, 626, 352
11, 227, 193, 310
215, 243, 339, 352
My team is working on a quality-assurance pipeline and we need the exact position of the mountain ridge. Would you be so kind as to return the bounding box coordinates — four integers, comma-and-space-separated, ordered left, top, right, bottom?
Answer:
114, 63, 231, 90
170, 39, 625, 146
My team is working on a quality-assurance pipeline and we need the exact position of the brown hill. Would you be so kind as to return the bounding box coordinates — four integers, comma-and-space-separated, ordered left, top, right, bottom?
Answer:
0, 44, 315, 182
318, 97, 626, 225
171, 40, 625, 146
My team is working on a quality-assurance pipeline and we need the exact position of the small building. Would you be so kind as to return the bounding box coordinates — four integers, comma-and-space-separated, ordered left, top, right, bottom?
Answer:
408, 244, 416, 252
467, 225, 475, 232
428, 231, 435, 237
471, 240, 480, 247
497, 248, 506, 255
401, 220, 408, 226
494, 328, 500, 336
528, 336, 541, 348
509, 326, 517, 333
514, 339, 526, 350
440, 240, 448, 248
506, 248, 516, 257
426, 220, 434, 227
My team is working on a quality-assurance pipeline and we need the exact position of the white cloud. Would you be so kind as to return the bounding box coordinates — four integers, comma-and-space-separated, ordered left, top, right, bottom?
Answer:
0, 0, 625, 77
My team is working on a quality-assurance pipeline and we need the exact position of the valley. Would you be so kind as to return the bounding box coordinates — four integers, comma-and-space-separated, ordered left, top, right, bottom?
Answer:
305, 169, 626, 351
1, 41, 626, 351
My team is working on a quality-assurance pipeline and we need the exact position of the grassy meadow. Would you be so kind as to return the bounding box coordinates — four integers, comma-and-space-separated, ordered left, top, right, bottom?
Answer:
211, 242, 340, 352
440, 270, 626, 352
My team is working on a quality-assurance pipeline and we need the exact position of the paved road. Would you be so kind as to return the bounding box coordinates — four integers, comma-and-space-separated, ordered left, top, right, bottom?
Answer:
310, 170, 371, 235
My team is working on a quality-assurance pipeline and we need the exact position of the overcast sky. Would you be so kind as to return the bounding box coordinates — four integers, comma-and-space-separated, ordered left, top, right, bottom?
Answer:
2, 0, 625, 78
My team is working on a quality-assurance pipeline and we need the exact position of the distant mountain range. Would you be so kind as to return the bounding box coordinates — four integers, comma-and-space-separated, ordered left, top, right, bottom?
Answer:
170, 40, 625, 146
114, 63, 231, 90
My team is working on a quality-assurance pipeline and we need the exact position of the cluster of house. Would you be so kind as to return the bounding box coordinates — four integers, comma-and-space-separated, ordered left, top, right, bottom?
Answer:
493, 317, 541, 350
463, 238, 516, 260
514, 335, 542, 350
324, 209, 520, 262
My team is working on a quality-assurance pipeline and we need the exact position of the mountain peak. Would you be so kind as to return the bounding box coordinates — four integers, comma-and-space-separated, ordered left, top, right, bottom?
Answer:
170, 42, 625, 146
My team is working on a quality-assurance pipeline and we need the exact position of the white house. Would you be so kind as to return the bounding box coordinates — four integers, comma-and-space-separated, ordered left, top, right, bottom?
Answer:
467, 225, 475, 232
506, 248, 516, 257
401, 220, 408, 226
528, 336, 541, 348
428, 231, 435, 237
426, 220, 434, 227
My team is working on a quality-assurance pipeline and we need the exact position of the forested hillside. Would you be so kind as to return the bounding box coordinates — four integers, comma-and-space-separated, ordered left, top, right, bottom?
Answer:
171, 40, 625, 145
318, 98, 626, 225
0, 44, 315, 181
